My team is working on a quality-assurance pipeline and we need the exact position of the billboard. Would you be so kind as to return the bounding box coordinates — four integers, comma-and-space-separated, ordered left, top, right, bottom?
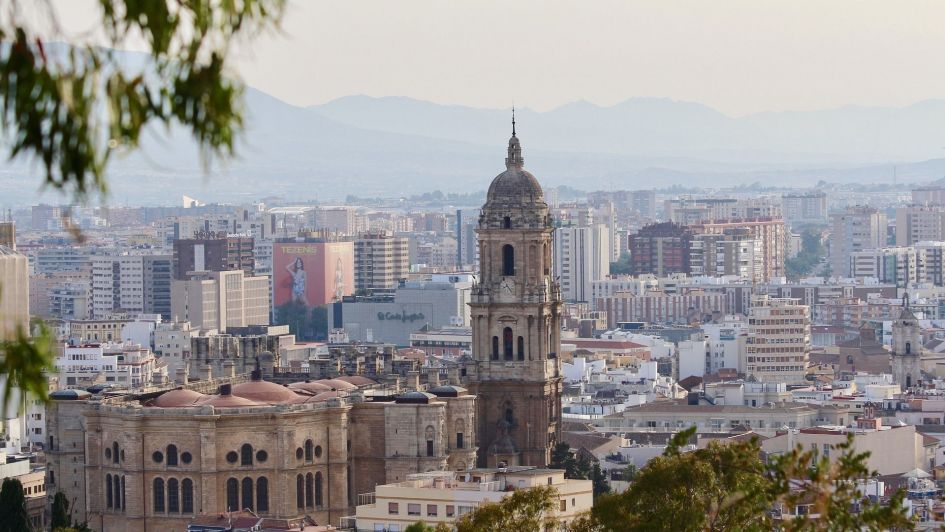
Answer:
273, 241, 354, 307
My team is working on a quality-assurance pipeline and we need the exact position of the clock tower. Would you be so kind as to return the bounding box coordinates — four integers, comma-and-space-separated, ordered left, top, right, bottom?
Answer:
467, 118, 563, 468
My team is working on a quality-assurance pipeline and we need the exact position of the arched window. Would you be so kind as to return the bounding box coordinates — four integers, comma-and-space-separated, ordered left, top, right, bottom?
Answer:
106, 474, 113, 509
240, 444, 253, 466
503, 216, 511, 229
112, 442, 119, 464
305, 473, 314, 508
121, 476, 126, 510
153, 478, 165, 513
505, 407, 514, 425
225, 478, 238, 511
182, 479, 194, 514
314, 472, 323, 508
502, 244, 515, 276
168, 478, 180, 513
114, 475, 121, 510
166, 444, 178, 467
256, 477, 269, 513
906, 342, 912, 355
304, 439, 313, 462
503, 327, 514, 360
241, 477, 254, 511
517, 336, 525, 360
455, 418, 465, 450
491, 336, 499, 360
296, 474, 304, 509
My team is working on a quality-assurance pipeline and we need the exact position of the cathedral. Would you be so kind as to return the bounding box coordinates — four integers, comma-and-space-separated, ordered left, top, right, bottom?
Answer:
891, 295, 922, 389
466, 119, 563, 468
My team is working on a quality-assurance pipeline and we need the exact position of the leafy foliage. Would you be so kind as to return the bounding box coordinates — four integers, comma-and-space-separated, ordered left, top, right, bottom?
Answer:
576, 428, 911, 532
785, 229, 827, 279
51, 491, 70, 531
274, 302, 329, 341
0, 323, 55, 413
0, 478, 30, 532
609, 251, 632, 275
404, 522, 450, 532
455, 485, 560, 532
0, 0, 285, 201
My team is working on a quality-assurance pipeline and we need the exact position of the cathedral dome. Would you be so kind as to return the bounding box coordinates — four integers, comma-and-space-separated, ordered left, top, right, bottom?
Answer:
485, 134, 544, 206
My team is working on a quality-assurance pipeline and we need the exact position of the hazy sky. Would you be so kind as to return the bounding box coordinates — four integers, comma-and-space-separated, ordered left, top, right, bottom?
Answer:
48, 1, 945, 115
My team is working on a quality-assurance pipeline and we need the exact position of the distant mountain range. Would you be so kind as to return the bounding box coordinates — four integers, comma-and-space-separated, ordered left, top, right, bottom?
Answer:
4, 73, 945, 205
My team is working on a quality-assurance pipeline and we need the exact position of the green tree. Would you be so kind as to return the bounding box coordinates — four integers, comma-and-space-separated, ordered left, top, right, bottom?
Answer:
0, 0, 285, 410
404, 522, 450, 532
621, 463, 638, 483
0, 478, 30, 532
455, 485, 560, 532
51, 491, 70, 531
311, 305, 329, 340
610, 251, 632, 275
590, 462, 610, 499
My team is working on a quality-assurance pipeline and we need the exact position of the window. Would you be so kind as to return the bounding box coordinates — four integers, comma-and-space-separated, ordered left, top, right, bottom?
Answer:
517, 336, 525, 360
296, 447, 303, 460
166, 444, 178, 466
182, 479, 194, 514
560, 499, 567, 512
408, 503, 421, 516
226, 478, 238, 511
115, 475, 122, 510
389, 502, 399, 514
315, 472, 324, 507
503, 327, 514, 360
154, 478, 165, 513
152, 451, 163, 463
492, 336, 499, 360
445, 505, 455, 517
226, 451, 238, 464
256, 450, 268, 463
256, 477, 269, 513
305, 473, 314, 508
314, 445, 323, 458
305, 439, 313, 461
296, 475, 304, 509
427, 504, 438, 517
168, 478, 180, 512
456, 432, 464, 449
241, 477, 254, 510
427, 440, 434, 457
503, 216, 511, 229
240, 444, 253, 466
181, 452, 192, 464
106, 474, 113, 509
112, 442, 119, 464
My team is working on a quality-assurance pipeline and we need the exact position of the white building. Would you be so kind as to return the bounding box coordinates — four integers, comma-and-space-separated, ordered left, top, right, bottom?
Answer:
55, 342, 165, 390
553, 224, 611, 303
744, 296, 810, 385
170, 270, 269, 333
90, 254, 172, 319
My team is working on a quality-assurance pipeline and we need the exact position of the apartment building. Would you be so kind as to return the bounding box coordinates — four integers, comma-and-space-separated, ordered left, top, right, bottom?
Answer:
744, 296, 810, 385
91, 254, 172, 319
170, 270, 269, 333
896, 204, 945, 246
829, 206, 887, 278
553, 224, 611, 302
355, 232, 410, 293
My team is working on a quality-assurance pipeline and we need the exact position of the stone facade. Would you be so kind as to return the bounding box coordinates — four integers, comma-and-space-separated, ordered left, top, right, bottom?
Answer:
467, 129, 563, 468
891, 300, 923, 389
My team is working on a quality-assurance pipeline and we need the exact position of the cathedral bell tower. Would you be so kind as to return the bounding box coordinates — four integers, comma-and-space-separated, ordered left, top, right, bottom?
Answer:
467, 116, 563, 468
891, 293, 922, 390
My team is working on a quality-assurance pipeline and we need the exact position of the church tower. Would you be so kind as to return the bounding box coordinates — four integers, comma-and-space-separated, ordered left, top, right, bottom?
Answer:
891, 294, 922, 389
467, 118, 563, 468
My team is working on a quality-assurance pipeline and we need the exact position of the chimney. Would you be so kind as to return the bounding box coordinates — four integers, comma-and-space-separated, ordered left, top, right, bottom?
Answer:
428, 369, 441, 387
222, 360, 236, 378
174, 367, 188, 386
407, 370, 421, 391
448, 366, 461, 386
200, 364, 212, 382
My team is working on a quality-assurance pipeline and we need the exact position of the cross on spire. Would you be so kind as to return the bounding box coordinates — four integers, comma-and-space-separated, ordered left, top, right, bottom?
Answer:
512, 107, 516, 137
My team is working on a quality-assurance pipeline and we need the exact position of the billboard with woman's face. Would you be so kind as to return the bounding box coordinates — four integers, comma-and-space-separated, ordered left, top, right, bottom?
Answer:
273, 241, 354, 307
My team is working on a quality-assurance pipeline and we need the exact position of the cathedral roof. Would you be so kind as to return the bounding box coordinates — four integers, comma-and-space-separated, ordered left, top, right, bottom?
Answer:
484, 117, 545, 207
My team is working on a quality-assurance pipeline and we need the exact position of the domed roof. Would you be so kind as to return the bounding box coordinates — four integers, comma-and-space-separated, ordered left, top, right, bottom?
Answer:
428, 385, 468, 398
311, 390, 342, 402
485, 134, 544, 206
50, 389, 91, 400
288, 381, 334, 394
334, 375, 376, 387
232, 380, 301, 404
200, 394, 261, 408
153, 388, 206, 408
314, 379, 358, 391
395, 391, 436, 404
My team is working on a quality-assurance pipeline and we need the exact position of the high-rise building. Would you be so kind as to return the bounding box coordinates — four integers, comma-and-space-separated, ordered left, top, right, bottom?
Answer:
467, 128, 562, 468
629, 222, 693, 276
170, 270, 269, 332
630, 190, 657, 218
172, 235, 255, 280
31, 204, 62, 231
354, 232, 409, 294
552, 224, 610, 303
690, 229, 764, 282
0, 246, 29, 340
895, 204, 945, 246
743, 296, 810, 384
693, 218, 786, 280
830, 206, 887, 277
311, 206, 358, 235
912, 185, 945, 206
91, 255, 172, 319
781, 191, 828, 226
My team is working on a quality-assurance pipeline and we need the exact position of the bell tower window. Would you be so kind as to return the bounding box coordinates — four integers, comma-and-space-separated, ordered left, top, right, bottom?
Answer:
492, 336, 499, 360
503, 327, 514, 360
502, 245, 515, 276
906, 342, 912, 355
503, 216, 511, 229
517, 336, 525, 360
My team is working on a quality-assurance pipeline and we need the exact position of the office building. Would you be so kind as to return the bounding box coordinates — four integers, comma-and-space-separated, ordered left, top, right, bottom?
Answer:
90, 254, 173, 319
170, 270, 269, 333
553, 224, 611, 303
172, 234, 255, 280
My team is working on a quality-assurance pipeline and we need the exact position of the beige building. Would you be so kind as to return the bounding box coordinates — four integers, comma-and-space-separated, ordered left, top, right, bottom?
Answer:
170, 270, 269, 332
355, 232, 410, 293
896, 204, 945, 246
744, 295, 810, 385
0, 246, 29, 341
830, 206, 887, 277
46, 373, 479, 532
692, 218, 786, 280
348, 468, 592, 531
